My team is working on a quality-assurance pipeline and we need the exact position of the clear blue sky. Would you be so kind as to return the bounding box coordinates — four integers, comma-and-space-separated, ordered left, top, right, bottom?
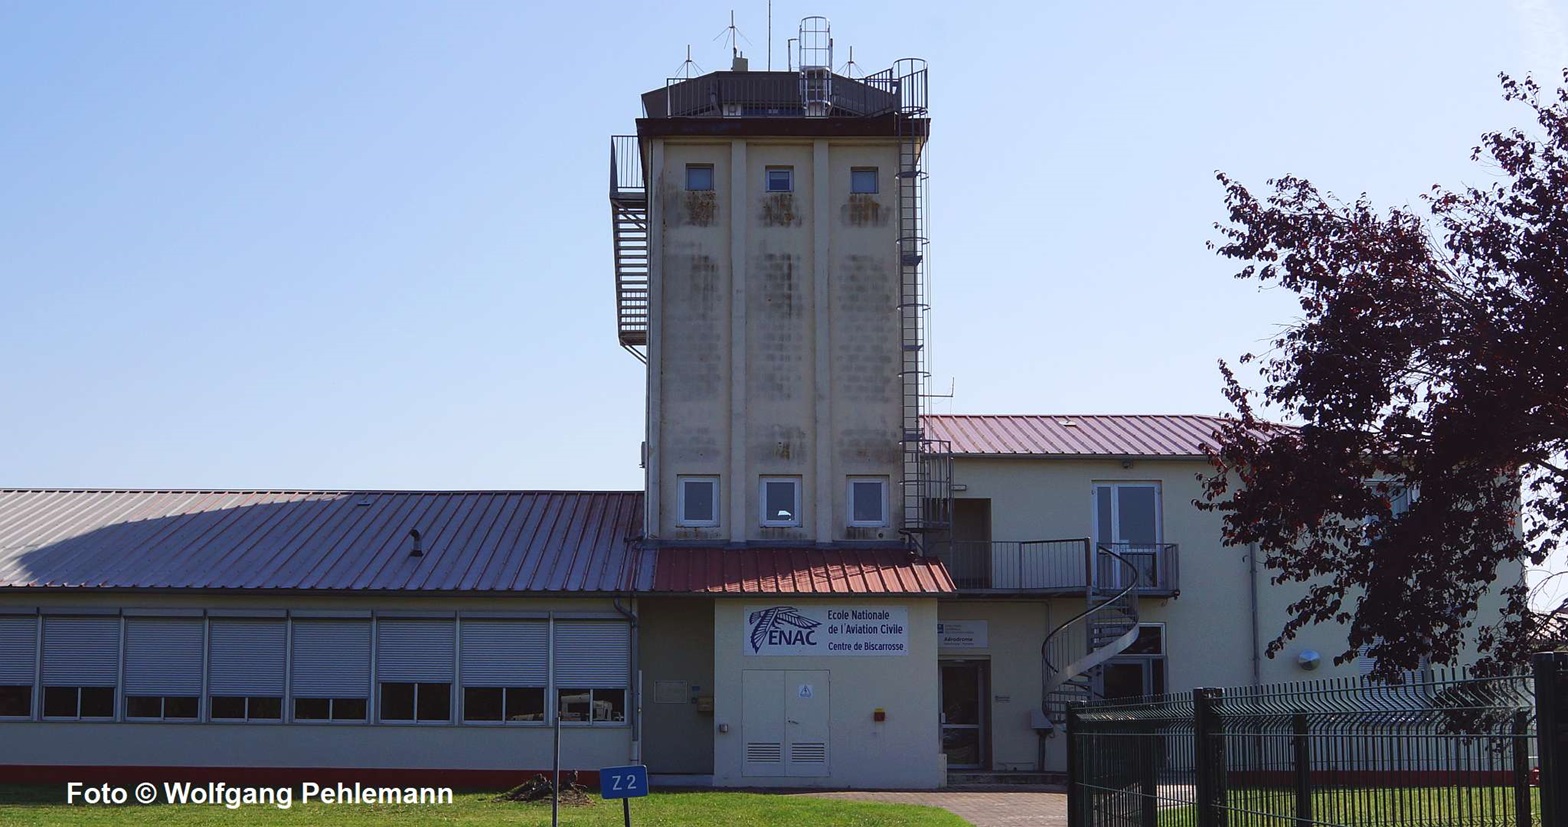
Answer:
2, 0, 1563, 493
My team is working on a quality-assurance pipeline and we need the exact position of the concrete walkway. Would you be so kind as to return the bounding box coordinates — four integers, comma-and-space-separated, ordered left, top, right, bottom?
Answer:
803, 788, 1069, 826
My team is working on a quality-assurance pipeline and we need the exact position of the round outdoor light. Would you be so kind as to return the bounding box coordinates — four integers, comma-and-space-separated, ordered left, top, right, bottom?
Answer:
1298, 649, 1322, 671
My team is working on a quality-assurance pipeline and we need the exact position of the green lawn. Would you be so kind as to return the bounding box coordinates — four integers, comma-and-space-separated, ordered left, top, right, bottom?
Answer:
1151, 786, 1542, 826
0, 785, 967, 827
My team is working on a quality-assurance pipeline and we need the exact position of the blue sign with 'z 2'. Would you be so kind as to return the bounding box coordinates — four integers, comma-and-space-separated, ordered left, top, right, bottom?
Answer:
600, 764, 649, 800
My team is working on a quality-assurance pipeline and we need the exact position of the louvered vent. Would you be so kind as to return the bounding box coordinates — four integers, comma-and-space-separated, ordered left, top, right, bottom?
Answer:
745, 742, 783, 762
790, 742, 827, 763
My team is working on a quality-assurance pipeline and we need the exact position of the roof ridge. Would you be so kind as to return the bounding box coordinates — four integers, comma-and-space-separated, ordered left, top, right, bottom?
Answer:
0, 488, 644, 495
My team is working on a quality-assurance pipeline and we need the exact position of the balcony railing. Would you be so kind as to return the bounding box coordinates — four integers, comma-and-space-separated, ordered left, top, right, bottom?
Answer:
1096, 542, 1180, 597
931, 539, 1179, 595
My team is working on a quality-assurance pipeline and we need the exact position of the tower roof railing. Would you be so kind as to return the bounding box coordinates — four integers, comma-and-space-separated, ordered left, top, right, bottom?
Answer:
641, 62, 926, 119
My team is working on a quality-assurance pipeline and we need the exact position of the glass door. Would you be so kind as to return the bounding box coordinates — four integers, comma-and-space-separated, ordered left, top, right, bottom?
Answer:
940, 661, 986, 769
1094, 483, 1163, 589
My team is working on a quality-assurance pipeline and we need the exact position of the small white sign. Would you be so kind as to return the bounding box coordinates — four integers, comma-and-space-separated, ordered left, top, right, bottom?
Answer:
938, 620, 988, 649
798, 684, 813, 699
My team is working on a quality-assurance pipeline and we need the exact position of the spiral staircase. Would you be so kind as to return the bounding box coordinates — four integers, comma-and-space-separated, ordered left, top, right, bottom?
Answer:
1038, 545, 1144, 730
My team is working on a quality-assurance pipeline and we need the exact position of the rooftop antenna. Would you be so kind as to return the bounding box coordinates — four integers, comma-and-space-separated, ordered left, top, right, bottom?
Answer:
714, 10, 752, 70
838, 45, 863, 78
673, 45, 703, 79
714, 10, 751, 52
767, 0, 772, 69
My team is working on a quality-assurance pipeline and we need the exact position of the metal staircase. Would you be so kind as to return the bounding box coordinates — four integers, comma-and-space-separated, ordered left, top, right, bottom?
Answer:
1038, 545, 1143, 730
610, 135, 649, 363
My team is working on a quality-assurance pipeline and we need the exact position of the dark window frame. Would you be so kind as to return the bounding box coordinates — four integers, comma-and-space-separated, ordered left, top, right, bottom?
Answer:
378, 681, 452, 724
686, 164, 715, 192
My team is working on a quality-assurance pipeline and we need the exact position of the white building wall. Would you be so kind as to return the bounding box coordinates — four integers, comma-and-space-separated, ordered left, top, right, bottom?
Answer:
711, 598, 943, 789
949, 455, 1524, 772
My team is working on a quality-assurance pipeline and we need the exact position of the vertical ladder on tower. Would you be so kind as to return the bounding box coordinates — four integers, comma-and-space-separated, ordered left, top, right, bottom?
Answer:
890, 59, 949, 550
610, 135, 649, 362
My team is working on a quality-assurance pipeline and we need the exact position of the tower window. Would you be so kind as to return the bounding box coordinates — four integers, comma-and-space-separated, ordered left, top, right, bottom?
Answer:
678, 476, 720, 526
686, 164, 714, 192
765, 167, 794, 193
848, 477, 889, 527
760, 477, 802, 527
850, 168, 878, 194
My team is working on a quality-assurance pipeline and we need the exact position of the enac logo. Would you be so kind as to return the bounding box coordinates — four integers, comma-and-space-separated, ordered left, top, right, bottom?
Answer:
747, 606, 822, 653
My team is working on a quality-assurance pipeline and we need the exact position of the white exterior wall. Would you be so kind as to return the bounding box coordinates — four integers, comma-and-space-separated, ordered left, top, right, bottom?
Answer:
950, 455, 1524, 772
650, 137, 903, 544
711, 598, 943, 788
0, 593, 633, 773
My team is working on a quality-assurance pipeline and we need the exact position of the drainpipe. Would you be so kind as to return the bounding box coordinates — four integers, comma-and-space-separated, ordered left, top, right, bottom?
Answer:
614, 593, 642, 763
1248, 542, 1261, 687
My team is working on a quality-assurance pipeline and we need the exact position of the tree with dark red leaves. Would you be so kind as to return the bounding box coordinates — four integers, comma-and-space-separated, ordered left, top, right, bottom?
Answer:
1202, 72, 1568, 680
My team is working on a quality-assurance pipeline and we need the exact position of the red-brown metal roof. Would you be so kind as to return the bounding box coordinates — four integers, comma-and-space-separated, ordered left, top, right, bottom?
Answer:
0, 490, 649, 593
649, 547, 955, 595
923, 414, 1243, 458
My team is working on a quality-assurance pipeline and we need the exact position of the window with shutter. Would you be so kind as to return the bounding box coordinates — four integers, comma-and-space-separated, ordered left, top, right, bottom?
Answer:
0, 615, 37, 718
553, 621, 629, 725
40, 616, 118, 720
377, 618, 454, 723
290, 619, 370, 722
208, 618, 285, 721
460, 619, 549, 724
123, 617, 203, 720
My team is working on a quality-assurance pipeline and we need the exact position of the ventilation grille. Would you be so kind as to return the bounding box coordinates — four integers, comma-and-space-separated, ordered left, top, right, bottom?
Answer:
745, 742, 783, 763
790, 742, 828, 763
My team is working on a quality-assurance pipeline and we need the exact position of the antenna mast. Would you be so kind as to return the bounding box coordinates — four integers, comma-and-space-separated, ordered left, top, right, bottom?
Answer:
714, 10, 750, 62
673, 45, 703, 79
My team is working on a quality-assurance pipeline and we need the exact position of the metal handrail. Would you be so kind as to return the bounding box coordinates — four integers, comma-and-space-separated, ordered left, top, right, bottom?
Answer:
1040, 545, 1143, 724
1095, 542, 1180, 595
609, 135, 645, 199
931, 538, 1089, 591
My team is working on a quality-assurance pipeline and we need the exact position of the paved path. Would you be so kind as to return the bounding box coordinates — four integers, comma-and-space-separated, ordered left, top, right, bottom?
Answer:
803, 788, 1069, 826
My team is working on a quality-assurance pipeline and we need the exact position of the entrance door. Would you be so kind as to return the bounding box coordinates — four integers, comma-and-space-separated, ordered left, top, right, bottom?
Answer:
940, 661, 986, 769
742, 670, 830, 777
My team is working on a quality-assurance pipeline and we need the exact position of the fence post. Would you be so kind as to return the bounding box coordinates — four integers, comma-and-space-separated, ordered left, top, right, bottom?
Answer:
1067, 702, 1086, 827
1293, 711, 1312, 825
1515, 709, 1533, 827
1193, 687, 1227, 827
1139, 727, 1159, 827
1538, 652, 1568, 827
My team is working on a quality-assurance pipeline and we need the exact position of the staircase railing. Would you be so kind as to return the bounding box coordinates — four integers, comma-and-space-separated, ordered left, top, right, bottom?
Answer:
609, 135, 649, 362
1039, 544, 1143, 729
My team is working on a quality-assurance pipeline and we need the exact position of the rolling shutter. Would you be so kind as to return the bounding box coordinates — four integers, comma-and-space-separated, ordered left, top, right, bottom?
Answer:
41, 616, 119, 686
376, 619, 455, 683
0, 615, 37, 685
209, 618, 286, 696
460, 619, 547, 686
291, 619, 371, 697
553, 621, 629, 688
123, 617, 204, 695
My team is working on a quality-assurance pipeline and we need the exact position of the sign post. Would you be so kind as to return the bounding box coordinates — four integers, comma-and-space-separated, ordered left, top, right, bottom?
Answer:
600, 764, 649, 827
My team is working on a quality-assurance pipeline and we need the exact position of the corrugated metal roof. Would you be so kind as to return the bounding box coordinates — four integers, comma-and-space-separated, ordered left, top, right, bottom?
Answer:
923, 414, 1244, 458
0, 490, 649, 594
649, 547, 954, 595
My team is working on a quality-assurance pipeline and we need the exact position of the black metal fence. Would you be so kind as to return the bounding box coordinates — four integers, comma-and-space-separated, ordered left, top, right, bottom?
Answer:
1067, 651, 1568, 827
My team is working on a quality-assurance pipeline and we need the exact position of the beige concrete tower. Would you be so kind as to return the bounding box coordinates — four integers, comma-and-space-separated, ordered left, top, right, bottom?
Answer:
610, 20, 946, 549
